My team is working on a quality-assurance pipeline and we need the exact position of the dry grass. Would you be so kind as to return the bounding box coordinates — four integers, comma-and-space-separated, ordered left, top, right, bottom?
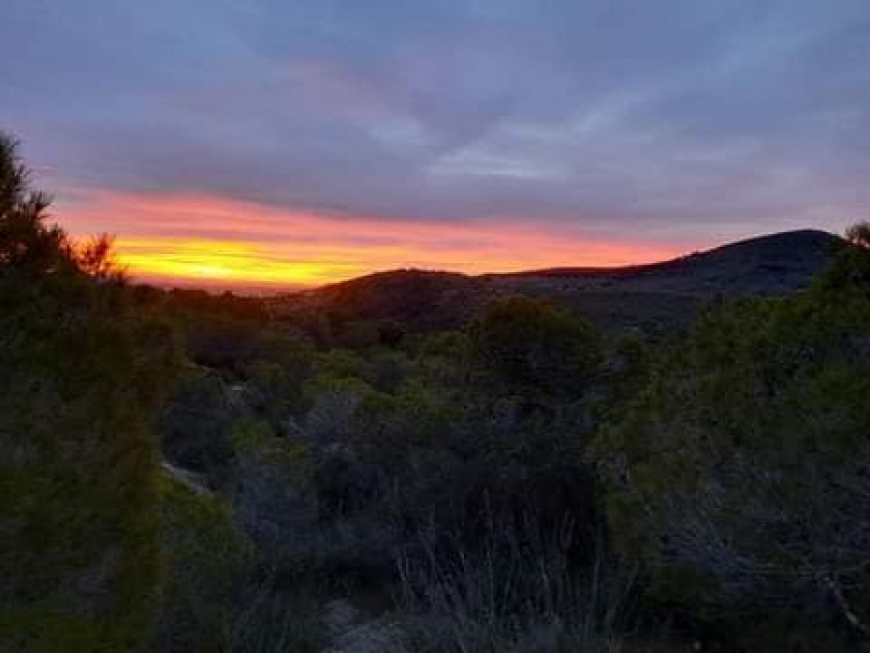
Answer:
387, 517, 635, 653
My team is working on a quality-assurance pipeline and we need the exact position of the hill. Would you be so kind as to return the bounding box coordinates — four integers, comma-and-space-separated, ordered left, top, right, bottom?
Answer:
498, 229, 840, 294
270, 230, 844, 336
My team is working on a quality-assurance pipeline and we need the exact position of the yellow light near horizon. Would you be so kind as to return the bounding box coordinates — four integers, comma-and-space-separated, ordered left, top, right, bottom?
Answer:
113, 238, 356, 286
60, 190, 694, 289
185, 263, 234, 279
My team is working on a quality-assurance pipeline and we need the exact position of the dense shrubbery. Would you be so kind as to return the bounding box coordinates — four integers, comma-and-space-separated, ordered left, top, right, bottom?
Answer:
151, 282, 616, 650
469, 295, 602, 395
596, 241, 870, 647
155, 472, 254, 652
158, 240, 869, 651
5, 128, 870, 651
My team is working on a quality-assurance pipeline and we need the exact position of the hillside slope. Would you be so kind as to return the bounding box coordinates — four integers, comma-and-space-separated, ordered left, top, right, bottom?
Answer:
498, 229, 840, 294
271, 230, 844, 336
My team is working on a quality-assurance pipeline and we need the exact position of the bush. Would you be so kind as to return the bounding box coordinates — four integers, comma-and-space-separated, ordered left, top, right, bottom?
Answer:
596, 247, 870, 637
0, 132, 177, 650
154, 473, 253, 652
469, 296, 602, 396
231, 420, 316, 571
158, 367, 237, 488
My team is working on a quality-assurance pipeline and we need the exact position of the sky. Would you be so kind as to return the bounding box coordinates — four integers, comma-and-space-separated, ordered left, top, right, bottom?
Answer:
2, 1, 868, 289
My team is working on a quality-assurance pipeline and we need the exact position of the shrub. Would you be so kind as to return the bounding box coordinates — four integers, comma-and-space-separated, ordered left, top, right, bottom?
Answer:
242, 357, 311, 426
303, 374, 372, 443
469, 296, 602, 396
0, 132, 177, 650
158, 367, 237, 489
154, 473, 254, 652
231, 420, 316, 571
596, 247, 870, 636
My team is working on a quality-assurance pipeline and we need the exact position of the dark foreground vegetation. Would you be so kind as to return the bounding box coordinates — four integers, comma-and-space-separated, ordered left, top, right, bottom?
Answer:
3, 131, 870, 651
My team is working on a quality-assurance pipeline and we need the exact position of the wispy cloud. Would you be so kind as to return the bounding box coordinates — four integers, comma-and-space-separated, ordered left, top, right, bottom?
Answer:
2, 0, 868, 284
60, 190, 688, 287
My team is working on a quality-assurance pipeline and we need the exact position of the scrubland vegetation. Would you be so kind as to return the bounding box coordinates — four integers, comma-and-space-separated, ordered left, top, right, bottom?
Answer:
3, 131, 870, 651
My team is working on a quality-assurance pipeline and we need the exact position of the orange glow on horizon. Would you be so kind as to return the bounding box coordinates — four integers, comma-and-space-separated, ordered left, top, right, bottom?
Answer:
58, 189, 696, 289
113, 237, 367, 287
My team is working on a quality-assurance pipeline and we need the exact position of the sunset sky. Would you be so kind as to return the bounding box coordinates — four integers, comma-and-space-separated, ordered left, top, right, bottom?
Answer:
2, 1, 868, 289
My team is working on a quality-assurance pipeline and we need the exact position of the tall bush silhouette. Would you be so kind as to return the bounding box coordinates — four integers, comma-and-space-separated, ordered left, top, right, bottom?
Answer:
0, 132, 176, 650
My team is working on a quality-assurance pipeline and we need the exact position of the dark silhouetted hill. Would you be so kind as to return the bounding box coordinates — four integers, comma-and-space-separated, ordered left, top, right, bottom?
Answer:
270, 230, 845, 336
500, 229, 840, 294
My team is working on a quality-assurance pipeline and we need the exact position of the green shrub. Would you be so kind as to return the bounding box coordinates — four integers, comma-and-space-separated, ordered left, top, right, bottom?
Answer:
231, 420, 317, 572
469, 296, 602, 395
154, 472, 254, 652
0, 132, 176, 651
596, 245, 870, 636
158, 367, 237, 488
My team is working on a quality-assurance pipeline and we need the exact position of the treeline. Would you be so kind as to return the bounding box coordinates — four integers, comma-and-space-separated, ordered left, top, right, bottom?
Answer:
3, 130, 870, 652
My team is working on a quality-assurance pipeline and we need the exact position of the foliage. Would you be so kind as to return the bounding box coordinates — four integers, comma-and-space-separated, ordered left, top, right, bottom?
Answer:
0, 135, 69, 275
845, 220, 870, 249
596, 243, 870, 639
158, 367, 238, 489
0, 132, 177, 650
154, 473, 253, 652
231, 420, 316, 569
469, 296, 602, 395
391, 519, 631, 653
7, 125, 870, 650
815, 226, 870, 297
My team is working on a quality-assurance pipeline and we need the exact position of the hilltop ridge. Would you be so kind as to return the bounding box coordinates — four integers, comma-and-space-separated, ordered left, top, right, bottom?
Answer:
270, 229, 846, 335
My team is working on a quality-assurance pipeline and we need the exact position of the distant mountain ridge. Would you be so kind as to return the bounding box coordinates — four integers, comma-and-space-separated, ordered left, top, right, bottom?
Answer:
271, 229, 845, 335
500, 229, 838, 278
494, 229, 841, 294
